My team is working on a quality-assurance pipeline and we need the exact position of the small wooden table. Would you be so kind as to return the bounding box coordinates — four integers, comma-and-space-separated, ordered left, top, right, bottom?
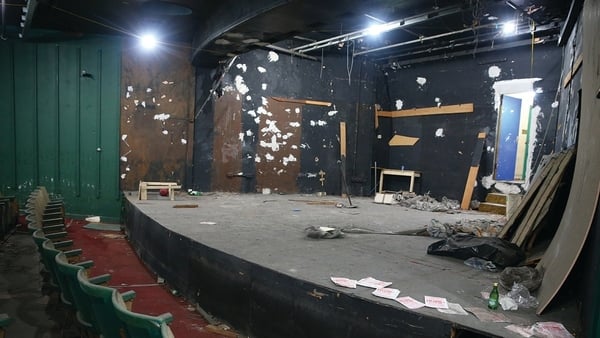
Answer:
138, 181, 181, 201
379, 169, 421, 193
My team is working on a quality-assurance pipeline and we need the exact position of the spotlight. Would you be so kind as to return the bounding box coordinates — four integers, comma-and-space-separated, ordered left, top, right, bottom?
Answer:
502, 21, 517, 35
365, 22, 401, 36
139, 33, 158, 50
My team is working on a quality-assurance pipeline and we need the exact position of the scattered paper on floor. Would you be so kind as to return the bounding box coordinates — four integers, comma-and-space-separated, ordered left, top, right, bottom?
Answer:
437, 302, 468, 315
464, 307, 510, 322
372, 288, 400, 300
532, 322, 574, 338
356, 277, 392, 289
424, 296, 449, 309
330, 277, 357, 289
505, 324, 534, 337
396, 296, 426, 309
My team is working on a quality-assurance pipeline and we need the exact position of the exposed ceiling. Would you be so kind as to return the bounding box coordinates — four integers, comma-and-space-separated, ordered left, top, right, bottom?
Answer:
1, 0, 570, 67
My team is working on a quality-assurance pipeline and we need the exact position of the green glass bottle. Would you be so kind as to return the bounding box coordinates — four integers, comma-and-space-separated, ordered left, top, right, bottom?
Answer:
488, 282, 499, 310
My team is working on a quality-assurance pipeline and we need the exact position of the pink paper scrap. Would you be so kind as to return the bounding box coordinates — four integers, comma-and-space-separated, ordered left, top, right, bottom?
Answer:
396, 296, 426, 310
372, 287, 401, 300
330, 277, 357, 289
356, 277, 393, 289
424, 296, 449, 309
505, 324, 534, 337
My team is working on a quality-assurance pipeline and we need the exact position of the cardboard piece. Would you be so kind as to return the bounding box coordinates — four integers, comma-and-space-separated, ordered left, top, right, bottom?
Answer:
388, 134, 419, 146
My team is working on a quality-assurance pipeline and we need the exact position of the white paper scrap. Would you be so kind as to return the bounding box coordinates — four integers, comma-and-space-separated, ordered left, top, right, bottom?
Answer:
372, 288, 400, 300
424, 296, 449, 309
396, 296, 426, 310
330, 277, 357, 289
532, 322, 574, 338
505, 324, 534, 337
437, 302, 468, 315
356, 277, 392, 289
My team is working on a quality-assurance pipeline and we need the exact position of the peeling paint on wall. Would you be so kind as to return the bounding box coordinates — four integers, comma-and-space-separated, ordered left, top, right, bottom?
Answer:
327, 110, 338, 116
435, 128, 445, 138
289, 122, 300, 127
234, 75, 249, 95
265, 153, 275, 161
247, 110, 257, 117
267, 51, 279, 62
257, 66, 267, 73
246, 130, 254, 137
416, 77, 427, 86
395, 99, 404, 110
551, 101, 559, 108
488, 66, 501, 78
282, 154, 297, 166
236, 63, 247, 73
154, 113, 171, 121
239, 133, 245, 142
310, 120, 327, 127
261, 83, 268, 90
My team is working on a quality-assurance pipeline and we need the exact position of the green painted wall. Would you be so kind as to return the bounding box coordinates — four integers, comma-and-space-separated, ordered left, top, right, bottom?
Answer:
0, 37, 122, 221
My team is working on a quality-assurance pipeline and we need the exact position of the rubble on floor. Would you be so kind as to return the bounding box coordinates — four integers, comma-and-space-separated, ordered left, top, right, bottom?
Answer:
394, 192, 461, 212
427, 218, 504, 238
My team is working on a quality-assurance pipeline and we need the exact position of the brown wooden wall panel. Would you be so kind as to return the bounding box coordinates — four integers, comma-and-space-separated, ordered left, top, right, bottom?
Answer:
255, 101, 302, 193
212, 92, 243, 192
120, 44, 195, 191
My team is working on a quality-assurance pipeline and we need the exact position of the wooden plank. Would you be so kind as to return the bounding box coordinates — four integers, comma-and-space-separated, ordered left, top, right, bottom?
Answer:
460, 131, 486, 210
375, 104, 381, 129
388, 134, 419, 146
497, 152, 559, 239
537, 0, 600, 314
378, 103, 474, 118
562, 53, 583, 88
271, 96, 332, 107
340, 122, 347, 157
513, 150, 573, 247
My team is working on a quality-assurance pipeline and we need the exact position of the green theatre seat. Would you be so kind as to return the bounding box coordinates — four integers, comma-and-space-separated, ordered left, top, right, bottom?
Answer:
40, 239, 90, 296
112, 292, 175, 338
0, 313, 12, 338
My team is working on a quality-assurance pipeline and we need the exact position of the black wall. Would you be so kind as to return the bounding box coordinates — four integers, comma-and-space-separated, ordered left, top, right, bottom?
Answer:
193, 48, 377, 196
379, 43, 562, 201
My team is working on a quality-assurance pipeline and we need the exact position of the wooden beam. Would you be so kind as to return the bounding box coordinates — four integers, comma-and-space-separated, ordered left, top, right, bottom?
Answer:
388, 134, 419, 146
340, 122, 347, 157
562, 53, 583, 88
378, 103, 474, 118
271, 96, 332, 107
460, 131, 487, 210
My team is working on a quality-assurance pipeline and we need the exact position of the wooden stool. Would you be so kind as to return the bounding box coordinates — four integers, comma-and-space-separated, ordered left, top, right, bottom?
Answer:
379, 168, 421, 193
138, 181, 181, 201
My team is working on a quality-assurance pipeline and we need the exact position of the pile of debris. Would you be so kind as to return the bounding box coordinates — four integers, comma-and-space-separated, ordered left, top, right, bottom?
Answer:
395, 192, 461, 212
427, 218, 504, 238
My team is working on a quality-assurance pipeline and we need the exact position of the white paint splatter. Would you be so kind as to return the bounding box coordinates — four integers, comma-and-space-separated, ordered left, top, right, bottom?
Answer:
123, 106, 128, 110
256, 107, 267, 115
261, 96, 269, 106
435, 128, 445, 138
291, 145, 298, 149
395, 99, 404, 110
551, 101, 559, 108
146, 88, 152, 93
314, 156, 319, 162
277, 169, 285, 175
535, 87, 544, 93
152, 97, 156, 103
306, 173, 317, 178
261, 83, 268, 90
254, 117, 261, 124
488, 66, 501, 78
267, 51, 279, 62
257, 66, 267, 73
300, 143, 310, 149
162, 130, 169, 135
261, 120, 281, 134
236, 94, 240, 101
126, 92, 131, 98
141, 101, 146, 108
127, 86, 133, 92
265, 153, 275, 161
435, 97, 442, 107
121, 134, 128, 141
246, 130, 254, 136
294, 108, 300, 114
120, 156, 128, 162
246, 95, 252, 101
284, 108, 291, 113
327, 110, 338, 116
236, 63, 247, 73
239, 133, 245, 142
120, 174, 126, 179
154, 113, 171, 121
181, 139, 187, 144
247, 110, 257, 117
125, 166, 131, 172
416, 77, 427, 86
282, 154, 297, 166
310, 120, 327, 127
282, 132, 293, 140
161, 94, 166, 99
134, 99, 139, 106
255, 155, 261, 163
234, 75, 249, 95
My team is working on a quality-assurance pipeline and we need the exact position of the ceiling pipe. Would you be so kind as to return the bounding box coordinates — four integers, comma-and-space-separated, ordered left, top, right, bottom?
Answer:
262, 43, 318, 61
291, 5, 465, 54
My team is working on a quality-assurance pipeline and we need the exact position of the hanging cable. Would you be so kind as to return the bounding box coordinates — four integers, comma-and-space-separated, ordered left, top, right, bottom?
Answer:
194, 55, 238, 119
530, 19, 535, 77
346, 41, 354, 86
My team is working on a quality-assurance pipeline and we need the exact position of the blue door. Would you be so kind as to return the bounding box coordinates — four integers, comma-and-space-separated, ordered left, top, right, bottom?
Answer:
496, 95, 522, 180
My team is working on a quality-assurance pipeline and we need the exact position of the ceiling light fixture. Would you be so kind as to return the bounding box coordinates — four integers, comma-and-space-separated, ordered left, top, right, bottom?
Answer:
139, 33, 158, 50
502, 21, 517, 35
366, 22, 402, 36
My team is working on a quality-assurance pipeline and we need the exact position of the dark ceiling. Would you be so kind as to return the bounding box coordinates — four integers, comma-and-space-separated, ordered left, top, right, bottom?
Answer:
1, 0, 570, 67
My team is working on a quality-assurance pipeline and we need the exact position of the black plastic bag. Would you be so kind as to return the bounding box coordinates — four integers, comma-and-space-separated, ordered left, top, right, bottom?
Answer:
427, 234, 525, 267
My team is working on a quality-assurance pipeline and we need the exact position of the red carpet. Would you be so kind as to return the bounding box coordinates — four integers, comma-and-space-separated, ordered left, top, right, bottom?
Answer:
64, 219, 223, 338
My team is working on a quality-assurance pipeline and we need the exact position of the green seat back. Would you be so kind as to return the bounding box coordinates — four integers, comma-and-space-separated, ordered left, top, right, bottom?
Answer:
78, 269, 131, 338
40, 239, 64, 291
112, 292, 174, 338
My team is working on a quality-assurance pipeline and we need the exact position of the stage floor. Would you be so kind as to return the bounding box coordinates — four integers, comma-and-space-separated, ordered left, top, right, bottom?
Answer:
125, 192, 578, 337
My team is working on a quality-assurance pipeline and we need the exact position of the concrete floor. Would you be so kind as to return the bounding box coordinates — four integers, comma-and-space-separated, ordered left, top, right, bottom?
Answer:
128, 191, 579, 337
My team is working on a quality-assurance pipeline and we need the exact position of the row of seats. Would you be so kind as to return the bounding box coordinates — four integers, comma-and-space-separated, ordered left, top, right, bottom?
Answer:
26, 187, 175, 338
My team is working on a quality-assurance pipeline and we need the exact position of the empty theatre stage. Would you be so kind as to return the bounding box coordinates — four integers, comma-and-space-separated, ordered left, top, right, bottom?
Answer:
123, 193, 576, 338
